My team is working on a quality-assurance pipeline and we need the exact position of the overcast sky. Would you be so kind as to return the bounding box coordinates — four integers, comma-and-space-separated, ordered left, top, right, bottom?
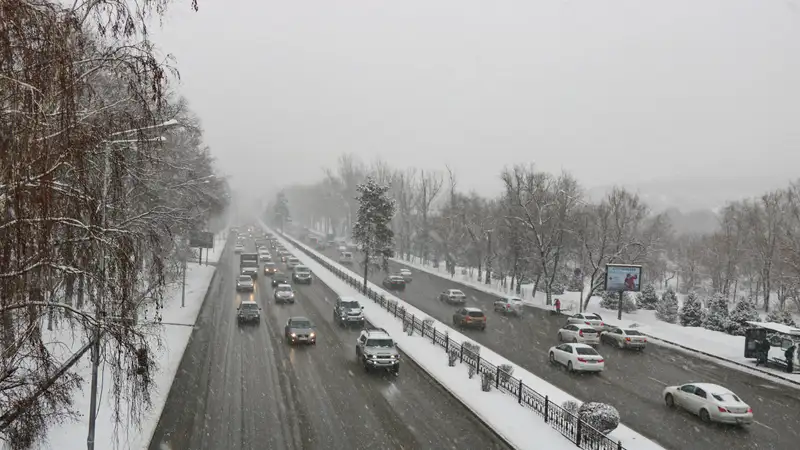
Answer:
152, 0, 800, 200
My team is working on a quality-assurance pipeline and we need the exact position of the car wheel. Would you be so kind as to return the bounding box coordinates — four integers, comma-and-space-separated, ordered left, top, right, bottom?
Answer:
700, 409, 711, 423
549, 352, 555, 364
567, 361, 574, 372
665, 394, 675, 408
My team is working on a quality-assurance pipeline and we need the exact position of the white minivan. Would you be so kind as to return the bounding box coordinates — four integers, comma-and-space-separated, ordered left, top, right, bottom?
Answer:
339, 251, 354, 265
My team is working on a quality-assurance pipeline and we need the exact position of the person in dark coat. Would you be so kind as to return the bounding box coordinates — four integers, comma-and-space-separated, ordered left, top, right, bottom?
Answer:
756, 340, 770, 367
786, 345, 795, 373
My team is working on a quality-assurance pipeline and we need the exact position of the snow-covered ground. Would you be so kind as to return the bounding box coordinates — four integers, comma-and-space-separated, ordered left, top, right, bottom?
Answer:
273, 228, 664, 450
37, 231, 228, 450
395, 256, 800, 386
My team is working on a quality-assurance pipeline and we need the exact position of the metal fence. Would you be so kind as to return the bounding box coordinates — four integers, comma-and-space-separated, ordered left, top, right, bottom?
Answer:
278, 231, 626, 450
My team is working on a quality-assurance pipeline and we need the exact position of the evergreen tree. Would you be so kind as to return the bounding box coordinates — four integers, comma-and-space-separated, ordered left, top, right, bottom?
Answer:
352, 177, 396, 292
600, 290, 617, 310
727, 297, 760, 335
766, 308, 797, 327
679, 292, 704, 327
656, 287, 679, 323
637, 284, 659, 310
273, 190, 291, 231
703, 293, 729, 332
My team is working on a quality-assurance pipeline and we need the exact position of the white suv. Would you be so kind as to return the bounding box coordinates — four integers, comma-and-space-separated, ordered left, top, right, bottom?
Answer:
356, 328, 400, 374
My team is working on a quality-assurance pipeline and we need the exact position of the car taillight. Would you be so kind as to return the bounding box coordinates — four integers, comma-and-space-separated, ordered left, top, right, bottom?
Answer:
600, 322, 604, 326
597, 359, 604, 363
584, 321, 591, 325
718, 407, 728, 413
579, 330, 584, 337
747, 408, 753, 413
506, 304, 511, 308
625, 337, 631, 342
577, 357, 588, 362
465, 316, 472, 321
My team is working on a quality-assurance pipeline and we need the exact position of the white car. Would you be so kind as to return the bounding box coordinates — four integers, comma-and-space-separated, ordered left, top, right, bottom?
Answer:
439, 289, 467, 304
557, 324, 600, 345
399, 268, 412, 283
339, 252, 354, 265
274, 284, 296, 304
549, 343, 605, 373
566, 313, 605, 330
493, 296, 524, 316
234, 244, 245, 254
600, 328, 647, 350
663, 383, 753, 426
236, 275, 254, 292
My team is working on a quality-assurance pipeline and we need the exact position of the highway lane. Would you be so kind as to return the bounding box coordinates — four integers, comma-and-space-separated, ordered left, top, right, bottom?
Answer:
313, 243, 800, 450
149, 235, 510, 450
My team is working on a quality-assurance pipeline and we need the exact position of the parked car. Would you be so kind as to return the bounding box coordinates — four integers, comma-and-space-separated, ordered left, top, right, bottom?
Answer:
663, 383, 753, 426
557, 324, 600, 345
263, 262, 278, 275
439, 289, 467, 304
566, 313, 605, 330
334, 297, 365, 327
382, 275, 406, 291
452, 307, 487, 330
493, 296, 524, 316
399, 268, 412, 283
548, 343, 604, 373
601, 328, 647, 350
274, 283, 295, 304
236, 275, 254, 292
236, 300, 261, 325
285, 316, 316, 345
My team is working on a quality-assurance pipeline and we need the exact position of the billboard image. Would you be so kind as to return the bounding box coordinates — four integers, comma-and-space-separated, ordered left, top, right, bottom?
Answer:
604, 264, 642, 292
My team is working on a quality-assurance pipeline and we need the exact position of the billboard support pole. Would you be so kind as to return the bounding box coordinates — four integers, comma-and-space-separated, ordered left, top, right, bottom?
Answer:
617, 291, 624, 320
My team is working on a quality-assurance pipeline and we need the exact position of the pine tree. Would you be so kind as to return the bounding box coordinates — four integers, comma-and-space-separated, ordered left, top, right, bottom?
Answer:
766, 308, 797, 327
600, 290, 617, 310
656, 287, 679, 323
352, 177, 396, 292
703, 293, 729, 332
679, 292, 704, 327
727, 297, 760, 335
637, 284, 659, 310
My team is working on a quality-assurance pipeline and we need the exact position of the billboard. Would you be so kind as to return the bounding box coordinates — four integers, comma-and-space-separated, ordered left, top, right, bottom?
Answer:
604, 264, 642, 292
189, 231, 214, 249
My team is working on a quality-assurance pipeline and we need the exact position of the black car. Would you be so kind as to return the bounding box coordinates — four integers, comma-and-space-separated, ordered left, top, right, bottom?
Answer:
382, 275, 406, 291
272, 273, 290, 287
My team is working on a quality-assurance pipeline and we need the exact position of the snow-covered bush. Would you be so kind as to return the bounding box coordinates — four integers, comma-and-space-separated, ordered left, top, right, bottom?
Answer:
448, 348, 458, 366
703, 293, 730, 332
560, 401, 620, 435
679, 292, 704, 327
766, 308, 797, 327
600, 290, 617, 310
463, 341, 480, 356
637, 284, 659, 310
480, 370, 493, 391
567, 275, 583, 292
422, 317, 434, 330
656, 288, 679, 323
727, 297, 759, 335
498, 364, 514, 384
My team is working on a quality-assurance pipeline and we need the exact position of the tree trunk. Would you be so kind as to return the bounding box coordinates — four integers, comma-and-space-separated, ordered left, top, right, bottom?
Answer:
362, 250, 370, 294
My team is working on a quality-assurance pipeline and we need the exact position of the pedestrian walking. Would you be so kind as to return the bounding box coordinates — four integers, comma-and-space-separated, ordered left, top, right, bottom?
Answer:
786, 345, 795, 373
554, 298, 561, 315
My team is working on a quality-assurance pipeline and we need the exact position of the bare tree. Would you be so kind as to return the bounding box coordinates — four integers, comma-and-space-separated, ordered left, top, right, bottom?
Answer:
414, 170, 443, 262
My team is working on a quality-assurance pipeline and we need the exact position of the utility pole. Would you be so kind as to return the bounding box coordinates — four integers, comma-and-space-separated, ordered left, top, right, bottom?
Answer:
181, 256, 187, 308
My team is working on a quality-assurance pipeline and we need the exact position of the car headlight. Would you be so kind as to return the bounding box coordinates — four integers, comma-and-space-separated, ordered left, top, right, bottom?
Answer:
290, 333, 296, 337
392, 354, 398, 359
309, 332, 315, 338
366, 354, 374, 359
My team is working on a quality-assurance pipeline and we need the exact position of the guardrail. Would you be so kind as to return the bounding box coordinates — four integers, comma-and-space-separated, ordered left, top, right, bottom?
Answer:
277, 230, 626, 450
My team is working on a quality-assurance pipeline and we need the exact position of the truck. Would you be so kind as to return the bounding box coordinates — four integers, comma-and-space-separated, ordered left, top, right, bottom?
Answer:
240, 253, 259, 278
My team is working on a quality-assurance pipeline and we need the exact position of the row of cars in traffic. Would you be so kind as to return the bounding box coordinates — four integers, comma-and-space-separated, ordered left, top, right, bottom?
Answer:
231, 226, 402, 375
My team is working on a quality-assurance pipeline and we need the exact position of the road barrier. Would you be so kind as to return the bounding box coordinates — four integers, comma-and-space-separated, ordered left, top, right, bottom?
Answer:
277, 230, 626, 450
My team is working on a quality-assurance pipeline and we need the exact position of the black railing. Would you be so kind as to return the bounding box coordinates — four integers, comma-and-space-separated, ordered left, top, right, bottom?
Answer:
277, 230, 625, 450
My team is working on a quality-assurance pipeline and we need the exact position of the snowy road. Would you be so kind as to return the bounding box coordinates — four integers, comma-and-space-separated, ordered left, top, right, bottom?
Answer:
148, 240, 509, 450
318, 246, 800, 450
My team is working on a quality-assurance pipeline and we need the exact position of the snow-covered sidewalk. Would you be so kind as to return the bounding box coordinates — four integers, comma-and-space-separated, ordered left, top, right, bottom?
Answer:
394, 256, 800, 386
272, 228, 663, 450
40, 232, 229, 450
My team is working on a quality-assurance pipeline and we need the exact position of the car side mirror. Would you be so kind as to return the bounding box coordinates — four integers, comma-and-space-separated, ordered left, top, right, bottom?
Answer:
361, 306, 364, 310
236, 307, 240, 310
259, 307, 263, 311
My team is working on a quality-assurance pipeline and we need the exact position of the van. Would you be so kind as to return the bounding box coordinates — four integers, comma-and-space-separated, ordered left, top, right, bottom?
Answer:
339, 251, 354, 265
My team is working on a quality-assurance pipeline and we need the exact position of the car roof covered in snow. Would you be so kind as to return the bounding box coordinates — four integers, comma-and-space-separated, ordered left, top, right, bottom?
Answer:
363, 329, 391, 339
503, 296, 523, 302
566, 343, 595, 349
463, 307, 483, 313
448, 289, 465, 294
400, 268, 411, 272
569, 323, 598, 330
746, 321, 800, 335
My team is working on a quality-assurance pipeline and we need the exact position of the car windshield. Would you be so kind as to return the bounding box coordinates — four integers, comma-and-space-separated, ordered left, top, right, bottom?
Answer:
295, 267, 310, 273
467, 311, 484, 317
451, 291, 464, 296
341, 300, 360, 309
712, 393, 741, 403
265, 263, 275, 267
241, 303, 258, 310
366, 338, 394, 347
585, 314, 601, 320
575, 347, 599, 356
292, 320, 312, 328
277, 285, 292, 292
238, 276, 251, 282
623, 330, 643, 336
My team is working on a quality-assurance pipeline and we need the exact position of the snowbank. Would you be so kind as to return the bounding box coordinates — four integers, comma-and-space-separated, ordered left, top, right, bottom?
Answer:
269, 227, 664, 450
396, 257, 800, 386
39, 238, 229, 450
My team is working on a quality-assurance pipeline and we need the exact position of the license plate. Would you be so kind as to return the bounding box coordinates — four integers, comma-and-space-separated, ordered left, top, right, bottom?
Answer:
298, 337, 307, 341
